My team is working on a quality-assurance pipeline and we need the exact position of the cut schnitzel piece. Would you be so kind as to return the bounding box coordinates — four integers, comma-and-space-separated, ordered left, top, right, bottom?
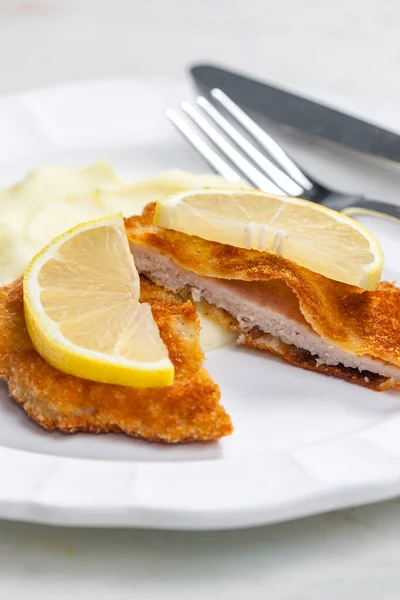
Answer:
0, 277, 233, 443
125, 204, 400, 391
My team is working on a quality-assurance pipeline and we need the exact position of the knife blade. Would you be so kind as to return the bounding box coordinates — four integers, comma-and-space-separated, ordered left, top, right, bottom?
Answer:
190, 64, 400, 164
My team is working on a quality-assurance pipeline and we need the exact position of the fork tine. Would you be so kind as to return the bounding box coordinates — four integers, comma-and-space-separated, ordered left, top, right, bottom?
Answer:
166, 110, 242, 183
211, 88, 313, 191
196, 96, 303, 197
180, 102, 285, 195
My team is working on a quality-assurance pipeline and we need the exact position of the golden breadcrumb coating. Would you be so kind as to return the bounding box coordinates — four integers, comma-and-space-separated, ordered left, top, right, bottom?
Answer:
0, 277, 233, 443
125, 204, 400, 390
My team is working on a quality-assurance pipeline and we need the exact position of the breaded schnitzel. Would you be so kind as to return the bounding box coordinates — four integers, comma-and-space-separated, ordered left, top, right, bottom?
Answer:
126, 204, 400, 391
0, 277, 233, 443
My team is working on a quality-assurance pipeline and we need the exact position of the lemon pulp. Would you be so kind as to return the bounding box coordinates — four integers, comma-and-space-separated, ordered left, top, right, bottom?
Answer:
154, 189, 383, 290
23, 214, 174, 387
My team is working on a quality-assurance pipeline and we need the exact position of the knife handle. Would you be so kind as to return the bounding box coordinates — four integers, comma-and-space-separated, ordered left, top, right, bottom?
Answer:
322, 195, 400, 223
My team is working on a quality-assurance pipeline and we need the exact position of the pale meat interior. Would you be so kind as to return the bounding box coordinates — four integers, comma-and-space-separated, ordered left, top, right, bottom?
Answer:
131, 243, 400, 380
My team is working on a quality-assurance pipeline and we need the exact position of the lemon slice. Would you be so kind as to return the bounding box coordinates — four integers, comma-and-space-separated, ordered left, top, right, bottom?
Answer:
154, 189, 383, 290
23, 214, 174, 387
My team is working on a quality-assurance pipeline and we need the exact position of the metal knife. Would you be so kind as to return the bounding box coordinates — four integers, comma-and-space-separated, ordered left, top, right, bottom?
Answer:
190, 63, 400, 164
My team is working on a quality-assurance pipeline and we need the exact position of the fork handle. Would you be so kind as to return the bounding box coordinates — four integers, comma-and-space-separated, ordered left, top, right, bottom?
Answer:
322, 194, 400, 223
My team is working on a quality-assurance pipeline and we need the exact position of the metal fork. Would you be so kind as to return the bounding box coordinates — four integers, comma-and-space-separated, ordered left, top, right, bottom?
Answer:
166, 88, 400, 222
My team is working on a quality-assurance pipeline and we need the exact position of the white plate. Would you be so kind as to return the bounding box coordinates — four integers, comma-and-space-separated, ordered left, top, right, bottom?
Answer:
1, 78, 400, 531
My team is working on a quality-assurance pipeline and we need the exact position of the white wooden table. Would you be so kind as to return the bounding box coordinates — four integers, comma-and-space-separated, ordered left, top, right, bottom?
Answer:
1, 1, 400, 598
